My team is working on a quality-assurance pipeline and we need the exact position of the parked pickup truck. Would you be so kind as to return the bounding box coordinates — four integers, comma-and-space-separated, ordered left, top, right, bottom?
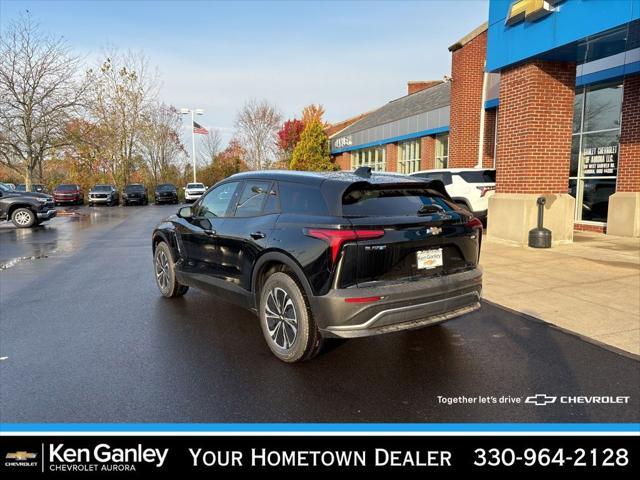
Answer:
0, 183, 57, 228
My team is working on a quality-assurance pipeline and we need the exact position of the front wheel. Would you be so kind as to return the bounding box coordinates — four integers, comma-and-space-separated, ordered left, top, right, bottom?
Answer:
154, 242, 189, 298
11, 208, 36, 228
259, 272, 323, 363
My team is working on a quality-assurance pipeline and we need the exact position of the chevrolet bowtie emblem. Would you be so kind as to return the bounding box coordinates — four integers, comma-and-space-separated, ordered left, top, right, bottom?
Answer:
6, 451, 37, 460
525, 394, 557, 406
505, 0, 564, 26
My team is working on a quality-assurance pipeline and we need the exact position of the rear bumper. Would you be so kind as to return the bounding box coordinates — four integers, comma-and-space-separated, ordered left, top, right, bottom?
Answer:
312, 268, 482, 338
37, 209, 57, 221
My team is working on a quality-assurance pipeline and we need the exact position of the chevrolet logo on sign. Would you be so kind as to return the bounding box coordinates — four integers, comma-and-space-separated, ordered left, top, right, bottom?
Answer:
6, 451, 37, 460
505, 0, 564, 26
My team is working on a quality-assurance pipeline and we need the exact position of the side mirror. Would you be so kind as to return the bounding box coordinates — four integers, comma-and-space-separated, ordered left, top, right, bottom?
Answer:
178, 206, 192, 218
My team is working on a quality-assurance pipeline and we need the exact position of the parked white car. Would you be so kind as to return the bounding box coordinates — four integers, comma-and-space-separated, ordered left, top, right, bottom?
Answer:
184, 182, 207, 203
411, 168, 496, 220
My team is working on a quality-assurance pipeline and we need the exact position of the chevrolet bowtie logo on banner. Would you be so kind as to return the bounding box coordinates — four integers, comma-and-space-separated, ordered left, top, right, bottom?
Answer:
5, 451, 37, 461
505, 0, 564, 26
525, 394, 558, 406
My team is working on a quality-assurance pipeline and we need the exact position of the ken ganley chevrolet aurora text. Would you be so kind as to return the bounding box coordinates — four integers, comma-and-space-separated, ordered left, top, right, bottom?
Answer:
48, 444, 168, 471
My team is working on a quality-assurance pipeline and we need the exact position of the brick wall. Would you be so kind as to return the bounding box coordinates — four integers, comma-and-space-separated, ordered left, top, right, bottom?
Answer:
495, 60, 576, 194
386, 143, 398, 172
333, 152, 351, 171
421, 136, 435, 170
617, 74, 640, 193
449, 30, 487, 168
482, 109, 497, 168
408, 81, 442, 95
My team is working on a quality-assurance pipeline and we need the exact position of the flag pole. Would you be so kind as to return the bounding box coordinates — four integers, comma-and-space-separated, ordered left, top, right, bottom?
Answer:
191, 110, 197, 183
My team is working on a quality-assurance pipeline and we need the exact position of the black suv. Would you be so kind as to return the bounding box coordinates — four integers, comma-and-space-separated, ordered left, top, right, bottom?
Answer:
122, 184, 148, 206
0, 183, 56, 228
152, 169, 483, 362
154, 183, 179, 204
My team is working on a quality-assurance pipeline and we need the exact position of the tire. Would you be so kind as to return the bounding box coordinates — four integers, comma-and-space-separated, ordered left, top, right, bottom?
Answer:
154, 242, 188, 298
259, 271, 323, 363
11, 207, 36, 228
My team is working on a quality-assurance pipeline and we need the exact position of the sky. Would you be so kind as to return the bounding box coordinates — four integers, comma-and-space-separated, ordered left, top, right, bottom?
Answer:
0, 0, 489, 147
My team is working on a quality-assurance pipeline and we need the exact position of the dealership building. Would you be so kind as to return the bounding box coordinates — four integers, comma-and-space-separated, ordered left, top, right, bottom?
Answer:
329, 0, 640, 243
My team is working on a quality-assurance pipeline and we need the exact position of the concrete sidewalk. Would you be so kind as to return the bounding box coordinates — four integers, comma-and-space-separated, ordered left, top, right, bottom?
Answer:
481, 231, 640, 356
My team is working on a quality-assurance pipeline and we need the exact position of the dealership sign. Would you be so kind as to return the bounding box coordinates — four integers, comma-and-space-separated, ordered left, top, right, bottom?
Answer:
334, 136, 353, 149
505, 0, 565, 26
582, 145, 618, 176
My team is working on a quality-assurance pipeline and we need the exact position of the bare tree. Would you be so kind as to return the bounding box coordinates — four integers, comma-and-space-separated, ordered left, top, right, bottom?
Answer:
86, 50, 159, 188
199, 128, 222, 167
140, 103, 185, 186
234, 99, 282, 170
0, 14, 87, 188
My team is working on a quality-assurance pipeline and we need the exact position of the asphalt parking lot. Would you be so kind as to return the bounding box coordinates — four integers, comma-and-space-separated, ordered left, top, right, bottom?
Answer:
0, 204, 638, 423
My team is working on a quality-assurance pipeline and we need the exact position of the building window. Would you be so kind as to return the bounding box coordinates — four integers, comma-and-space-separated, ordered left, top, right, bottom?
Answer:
398, 139, 421, 174
435, 134, 449, 169
351, 146, 386, 171
570, 81, 622, 224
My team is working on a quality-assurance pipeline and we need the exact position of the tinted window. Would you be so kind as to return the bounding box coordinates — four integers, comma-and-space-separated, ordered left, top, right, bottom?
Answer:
198, 182, 239, 218
411, 172, 452, 185
125, 184, 144, 192
16, 185, 26, 191
56, 184, 78, 191
234, 181, 271, 217
157, 184, 176, 191
278, 182, 328, 216
456, 170, 496, 183
94, 185, 112, 191
342, 187, 453, 217
187, 183, 204, 189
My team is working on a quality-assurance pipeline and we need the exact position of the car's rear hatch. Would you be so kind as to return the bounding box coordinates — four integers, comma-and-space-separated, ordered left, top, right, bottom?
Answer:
340, 183, 481, 288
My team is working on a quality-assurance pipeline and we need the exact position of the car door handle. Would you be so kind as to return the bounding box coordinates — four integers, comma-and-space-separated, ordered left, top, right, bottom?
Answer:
250, 231, 266, 240
204, 229, 216, 236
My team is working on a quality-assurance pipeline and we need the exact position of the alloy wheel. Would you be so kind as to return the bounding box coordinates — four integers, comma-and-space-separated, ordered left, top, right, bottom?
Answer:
14, 210, 32, 226
265, 287, 298, 350
155, 250, 170, 292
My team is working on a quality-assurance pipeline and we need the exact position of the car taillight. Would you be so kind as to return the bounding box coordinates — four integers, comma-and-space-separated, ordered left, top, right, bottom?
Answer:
476, 186, 495, 197
344, 296, 382, 303
465, 217, 483, 230
304, 228, 385, 264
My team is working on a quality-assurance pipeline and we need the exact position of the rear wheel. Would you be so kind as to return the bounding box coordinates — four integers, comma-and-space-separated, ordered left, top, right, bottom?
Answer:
154, 242, 188, 298
11, 208, 36, 228
259, 272, 323, 363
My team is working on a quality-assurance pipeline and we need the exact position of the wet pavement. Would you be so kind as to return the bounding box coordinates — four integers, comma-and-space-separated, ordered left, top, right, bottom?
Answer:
0, 205, 638, 423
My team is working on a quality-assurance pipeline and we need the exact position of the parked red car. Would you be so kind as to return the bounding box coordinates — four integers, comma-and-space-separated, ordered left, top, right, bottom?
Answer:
53, 184, 84, 205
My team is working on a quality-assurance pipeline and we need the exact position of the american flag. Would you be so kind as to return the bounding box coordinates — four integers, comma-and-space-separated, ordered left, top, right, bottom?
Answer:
193, 121, 208, 135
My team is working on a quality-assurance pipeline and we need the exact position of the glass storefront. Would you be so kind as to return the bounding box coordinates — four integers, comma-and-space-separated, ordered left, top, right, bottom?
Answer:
570, 81, 622, 223
351, 146, 386, 171
398, 139, 421, 174
435, 134, 449, 169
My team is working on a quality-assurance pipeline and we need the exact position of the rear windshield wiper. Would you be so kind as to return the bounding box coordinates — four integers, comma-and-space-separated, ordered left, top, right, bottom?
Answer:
417, 204, 444, 215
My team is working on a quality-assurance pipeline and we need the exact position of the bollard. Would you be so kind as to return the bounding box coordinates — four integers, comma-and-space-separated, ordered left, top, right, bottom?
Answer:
528, 197, 552, 248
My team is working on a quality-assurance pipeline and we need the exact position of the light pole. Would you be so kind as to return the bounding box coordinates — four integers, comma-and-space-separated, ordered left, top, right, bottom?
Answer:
181, 107, 204, 183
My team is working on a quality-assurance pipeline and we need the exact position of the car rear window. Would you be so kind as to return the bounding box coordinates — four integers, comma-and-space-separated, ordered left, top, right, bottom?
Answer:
342, 186, 454, 217
278, 182, 328, 216
456, 170, 496, 183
